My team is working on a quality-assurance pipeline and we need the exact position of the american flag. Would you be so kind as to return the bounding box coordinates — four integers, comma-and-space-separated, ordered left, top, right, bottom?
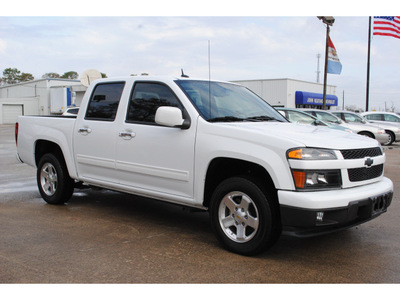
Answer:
373, 16, 400, 39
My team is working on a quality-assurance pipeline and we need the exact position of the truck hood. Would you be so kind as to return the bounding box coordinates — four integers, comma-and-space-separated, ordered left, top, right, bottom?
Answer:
225, 121, 379, 150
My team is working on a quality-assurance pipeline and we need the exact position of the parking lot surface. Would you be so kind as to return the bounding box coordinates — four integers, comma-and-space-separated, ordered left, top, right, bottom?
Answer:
1, 124, 400, 283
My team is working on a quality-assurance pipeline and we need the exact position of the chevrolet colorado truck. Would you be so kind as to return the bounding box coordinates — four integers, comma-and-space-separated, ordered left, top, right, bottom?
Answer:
15, 75, 393, 255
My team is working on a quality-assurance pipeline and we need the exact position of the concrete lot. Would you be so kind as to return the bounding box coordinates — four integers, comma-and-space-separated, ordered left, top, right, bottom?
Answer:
1, 124, 400, 283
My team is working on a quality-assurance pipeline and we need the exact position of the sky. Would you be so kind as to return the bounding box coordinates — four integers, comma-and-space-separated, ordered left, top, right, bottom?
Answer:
1, 1, 400, 111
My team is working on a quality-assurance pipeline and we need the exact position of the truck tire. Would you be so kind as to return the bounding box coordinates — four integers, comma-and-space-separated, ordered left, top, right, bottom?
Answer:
209, 176, 281, 256
37, 153, 74, 205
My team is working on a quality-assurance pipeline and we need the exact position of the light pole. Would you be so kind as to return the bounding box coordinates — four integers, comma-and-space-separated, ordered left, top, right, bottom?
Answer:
317, 16, 335, 110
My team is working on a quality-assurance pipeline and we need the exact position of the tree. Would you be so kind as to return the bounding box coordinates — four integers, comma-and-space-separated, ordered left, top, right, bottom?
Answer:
42, 72, 60, 79
19, 73, 34, 82
60, 71, 79, 80
2, 68, 22, 84
1, 68, 34, 85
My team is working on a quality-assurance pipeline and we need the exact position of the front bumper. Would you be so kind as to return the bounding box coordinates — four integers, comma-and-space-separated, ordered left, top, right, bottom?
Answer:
376, 132, 390, 144
394, 131, 400, 142
278, 177, 393, 237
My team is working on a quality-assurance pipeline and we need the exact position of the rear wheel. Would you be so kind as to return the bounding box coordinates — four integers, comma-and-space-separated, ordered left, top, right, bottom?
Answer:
209, 176, 281, 256
37, 153, 74, 204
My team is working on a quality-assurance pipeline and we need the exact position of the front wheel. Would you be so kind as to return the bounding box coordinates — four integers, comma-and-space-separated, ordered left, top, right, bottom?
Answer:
383, 131, 394, 146
37, 153, 74, 204
209, 177, 281, 256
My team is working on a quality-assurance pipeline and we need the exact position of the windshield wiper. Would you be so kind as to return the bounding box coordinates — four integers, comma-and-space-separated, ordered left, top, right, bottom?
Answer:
208, 116, 245, 122
245, 115, 284, 122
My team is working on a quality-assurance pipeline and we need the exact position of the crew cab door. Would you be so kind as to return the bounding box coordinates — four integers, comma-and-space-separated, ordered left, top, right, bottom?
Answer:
115, 81, 196, 200
74, 81, 126, 183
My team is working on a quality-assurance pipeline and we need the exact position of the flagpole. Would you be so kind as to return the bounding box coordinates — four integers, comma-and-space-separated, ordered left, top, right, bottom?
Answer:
322, 24, 330, 110
318, 16, 335, 110
366, 16, 372, 111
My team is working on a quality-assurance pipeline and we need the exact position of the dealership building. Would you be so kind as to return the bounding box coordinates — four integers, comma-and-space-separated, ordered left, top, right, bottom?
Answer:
0, 77, 338, 125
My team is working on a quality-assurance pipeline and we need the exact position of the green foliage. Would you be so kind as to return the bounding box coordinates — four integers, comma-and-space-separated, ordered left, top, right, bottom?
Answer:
1, 68, 35, 85
42, 72, 61, 79
60, 71, 79, 80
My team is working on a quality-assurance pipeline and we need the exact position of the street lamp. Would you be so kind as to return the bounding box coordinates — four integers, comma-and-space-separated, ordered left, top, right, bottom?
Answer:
317, 16, 335, 110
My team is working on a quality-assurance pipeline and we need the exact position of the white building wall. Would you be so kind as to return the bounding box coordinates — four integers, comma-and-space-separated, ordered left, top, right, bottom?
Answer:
233, 78, 337, 108
0, 79, 84, 124
0, 97, 39, 124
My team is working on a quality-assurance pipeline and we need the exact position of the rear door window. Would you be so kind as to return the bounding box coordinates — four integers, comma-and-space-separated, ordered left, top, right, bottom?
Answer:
85, 82, 125, 121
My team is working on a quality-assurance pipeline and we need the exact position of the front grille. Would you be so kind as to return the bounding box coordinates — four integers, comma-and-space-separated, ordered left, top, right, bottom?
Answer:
341, 147, 382, 159
348, 164, 383, 182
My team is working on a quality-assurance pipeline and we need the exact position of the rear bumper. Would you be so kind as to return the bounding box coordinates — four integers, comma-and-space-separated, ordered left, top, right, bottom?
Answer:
278, 177, 393, 237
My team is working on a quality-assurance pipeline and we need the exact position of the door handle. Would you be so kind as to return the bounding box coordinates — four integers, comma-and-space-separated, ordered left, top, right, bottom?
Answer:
119, 132, 136, 140
78, 128, 92, 135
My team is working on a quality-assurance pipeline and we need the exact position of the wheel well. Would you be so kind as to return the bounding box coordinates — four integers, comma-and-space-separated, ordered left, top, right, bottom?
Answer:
358, 131, 374, 139
385, 129, 394, 137
35, 140, 65, 167
203, 158, 277, 208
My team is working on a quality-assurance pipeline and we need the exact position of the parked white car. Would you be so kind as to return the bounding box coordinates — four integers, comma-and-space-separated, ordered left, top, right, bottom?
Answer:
62, 107, 80, 116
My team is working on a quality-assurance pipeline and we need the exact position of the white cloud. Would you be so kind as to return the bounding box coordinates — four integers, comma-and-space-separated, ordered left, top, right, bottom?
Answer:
0, 39, 6, 54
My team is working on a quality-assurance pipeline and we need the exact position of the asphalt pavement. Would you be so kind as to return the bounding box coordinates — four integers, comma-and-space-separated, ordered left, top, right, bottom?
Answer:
1, 124, 400, 284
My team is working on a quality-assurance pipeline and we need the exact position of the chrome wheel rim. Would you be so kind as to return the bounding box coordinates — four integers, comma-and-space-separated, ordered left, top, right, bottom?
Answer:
218, 191, 259, 243
40, 162, 58, 196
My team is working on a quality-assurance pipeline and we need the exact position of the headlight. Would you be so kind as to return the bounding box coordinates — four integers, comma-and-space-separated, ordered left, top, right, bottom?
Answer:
291, 169, 341, 190
287, 148, 340, 190
287, 148, 337, 160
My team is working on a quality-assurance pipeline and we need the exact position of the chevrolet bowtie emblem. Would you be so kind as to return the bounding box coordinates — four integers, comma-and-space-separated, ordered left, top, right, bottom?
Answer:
364, 157, 374, 168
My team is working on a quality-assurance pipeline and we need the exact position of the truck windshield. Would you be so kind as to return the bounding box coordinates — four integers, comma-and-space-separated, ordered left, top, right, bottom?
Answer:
175, 80, 286, 123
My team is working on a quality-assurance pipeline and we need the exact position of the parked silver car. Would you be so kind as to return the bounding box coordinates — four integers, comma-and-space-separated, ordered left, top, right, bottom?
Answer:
361, 111, 400, 123
360, 111, 400, 144
276, 108, 352, 132
330, 110, 390, 145
300, 109, 353, 133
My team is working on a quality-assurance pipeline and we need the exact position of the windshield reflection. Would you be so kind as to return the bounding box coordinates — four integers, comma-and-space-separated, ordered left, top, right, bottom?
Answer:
175, 80, 286, 123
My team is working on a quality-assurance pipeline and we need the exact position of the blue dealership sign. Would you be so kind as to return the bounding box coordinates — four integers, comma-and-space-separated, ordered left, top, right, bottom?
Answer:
295, 91, 338, 106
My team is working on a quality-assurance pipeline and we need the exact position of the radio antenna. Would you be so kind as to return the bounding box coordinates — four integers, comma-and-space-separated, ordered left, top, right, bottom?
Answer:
208, 40, 212, 119
208, 40, 211, 81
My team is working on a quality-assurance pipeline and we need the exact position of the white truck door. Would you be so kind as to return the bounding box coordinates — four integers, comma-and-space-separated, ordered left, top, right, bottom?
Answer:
115, 82, 196, 200
74, 82, 126, 184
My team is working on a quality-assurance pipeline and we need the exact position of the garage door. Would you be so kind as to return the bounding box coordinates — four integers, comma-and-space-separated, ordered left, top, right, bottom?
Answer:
2, 104, 23, 124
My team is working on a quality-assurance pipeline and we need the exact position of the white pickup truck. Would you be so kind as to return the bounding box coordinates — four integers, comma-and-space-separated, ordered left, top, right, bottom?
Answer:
15, 75, 393, 255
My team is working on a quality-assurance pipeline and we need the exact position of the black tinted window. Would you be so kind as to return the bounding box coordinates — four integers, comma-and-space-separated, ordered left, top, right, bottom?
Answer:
127, 82, 182, 123
85, 82, 125, 121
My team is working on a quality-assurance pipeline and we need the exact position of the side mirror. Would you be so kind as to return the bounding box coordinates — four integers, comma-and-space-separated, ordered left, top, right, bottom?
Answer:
155, 106, 190, 129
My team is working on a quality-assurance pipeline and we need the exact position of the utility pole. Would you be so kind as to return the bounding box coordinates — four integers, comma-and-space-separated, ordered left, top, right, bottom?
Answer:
342, 90, 345, 110
316, 53, 321, 83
